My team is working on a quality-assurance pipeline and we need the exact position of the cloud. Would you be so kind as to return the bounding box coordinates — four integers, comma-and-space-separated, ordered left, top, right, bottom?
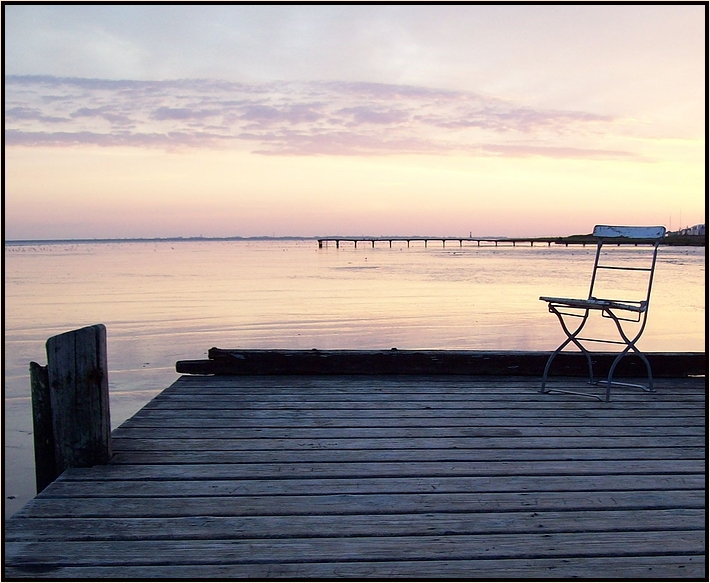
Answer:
337, 106, 410, 126
5, 106, 68, 124
4, 75, 633, 159
151, 106, 223, 121
239, 104, 325, 125
71, 106, 134, 126
5, 129, 234, 150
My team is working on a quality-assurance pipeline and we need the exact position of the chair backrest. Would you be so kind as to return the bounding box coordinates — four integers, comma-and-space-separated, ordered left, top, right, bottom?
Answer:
592, 225, 666, 240
587, 225, 665, 309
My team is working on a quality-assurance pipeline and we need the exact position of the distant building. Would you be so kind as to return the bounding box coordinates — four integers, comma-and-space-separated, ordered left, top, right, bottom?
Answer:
678, 224, 705, 236
667, 224, 705, 237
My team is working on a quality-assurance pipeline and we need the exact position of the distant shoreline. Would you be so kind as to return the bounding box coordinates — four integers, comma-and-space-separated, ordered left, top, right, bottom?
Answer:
4, 236, 315, 245
5, 233, 706, 246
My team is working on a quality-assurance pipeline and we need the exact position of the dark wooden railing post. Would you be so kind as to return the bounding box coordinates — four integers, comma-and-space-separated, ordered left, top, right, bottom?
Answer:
29, 362, 56, 493
30, 324, 112, 492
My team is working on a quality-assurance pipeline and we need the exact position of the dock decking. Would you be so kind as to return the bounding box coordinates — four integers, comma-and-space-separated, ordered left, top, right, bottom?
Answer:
4, 374, 706, 578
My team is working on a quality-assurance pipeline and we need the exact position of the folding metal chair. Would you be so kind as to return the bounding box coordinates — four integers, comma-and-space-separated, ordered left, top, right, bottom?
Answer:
540, 225, 666, 402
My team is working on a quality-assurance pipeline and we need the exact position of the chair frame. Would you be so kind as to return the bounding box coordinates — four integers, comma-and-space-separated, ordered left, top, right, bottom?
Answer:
540, 225, 666, 402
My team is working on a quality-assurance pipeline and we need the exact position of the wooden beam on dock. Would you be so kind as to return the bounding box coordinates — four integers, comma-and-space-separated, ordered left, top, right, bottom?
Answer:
176, 349, 706, 378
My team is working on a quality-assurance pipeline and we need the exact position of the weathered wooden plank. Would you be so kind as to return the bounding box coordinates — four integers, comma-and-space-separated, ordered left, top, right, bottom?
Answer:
6, 509, 705, 541
119, 413, 706, 429
5, 554, 705, 579
5, 530, 706, 566
41, 474, 705, 499
163, 377, 708, 392
14, 489, 705, 519
168, 373, 706, 388
110, 424, 706, 439
162, 393, 706, 406
108, 446, 705, 465
145, 395, 707, 408
109, 435, 705, 451
127, 405, 706, 419
167, 375, 708, 393
139, 392, 705, 409
171, 371, 707, 392
136, 376, 708, 401
55, 459, 707, 480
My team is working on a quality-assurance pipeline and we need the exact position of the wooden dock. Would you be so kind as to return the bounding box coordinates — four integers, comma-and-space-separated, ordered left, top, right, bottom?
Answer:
4, 372, 705, 578
317, 236, 560, 248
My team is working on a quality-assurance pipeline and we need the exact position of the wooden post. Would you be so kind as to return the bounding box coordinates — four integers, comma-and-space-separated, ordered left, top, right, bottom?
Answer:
30, 362, 56, 493
45, 324, 112, 474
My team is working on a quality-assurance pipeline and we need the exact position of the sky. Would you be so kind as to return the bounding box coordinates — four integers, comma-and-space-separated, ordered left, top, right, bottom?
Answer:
4, 4, 706, 239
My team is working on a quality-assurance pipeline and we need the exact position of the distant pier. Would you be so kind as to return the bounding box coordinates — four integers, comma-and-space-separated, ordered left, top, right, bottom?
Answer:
317, 234, 705, 249
318, 236, 585, 249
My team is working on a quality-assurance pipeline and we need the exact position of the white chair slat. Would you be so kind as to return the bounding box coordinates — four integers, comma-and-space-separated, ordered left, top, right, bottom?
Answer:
592, 225, 666, 239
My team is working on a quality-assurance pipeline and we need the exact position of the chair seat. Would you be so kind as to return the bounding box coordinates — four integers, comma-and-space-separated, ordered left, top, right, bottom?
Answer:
539, 296, 647, 313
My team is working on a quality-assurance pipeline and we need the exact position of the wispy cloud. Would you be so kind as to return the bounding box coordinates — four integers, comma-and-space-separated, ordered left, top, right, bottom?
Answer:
5, 75, 631, 159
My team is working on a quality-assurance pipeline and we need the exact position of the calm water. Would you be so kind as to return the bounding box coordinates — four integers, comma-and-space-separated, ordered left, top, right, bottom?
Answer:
3, 239, 706, 516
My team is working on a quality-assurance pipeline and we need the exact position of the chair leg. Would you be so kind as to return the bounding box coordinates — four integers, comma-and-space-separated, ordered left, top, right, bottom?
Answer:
603, 311, 654, 402
541, 307, 594, 395
605, 348, 630, 402
634, 349, 654, 391
541, 345, 563, 393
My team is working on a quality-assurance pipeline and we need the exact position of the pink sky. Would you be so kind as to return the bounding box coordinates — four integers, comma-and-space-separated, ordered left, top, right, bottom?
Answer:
4, 5, 706, 239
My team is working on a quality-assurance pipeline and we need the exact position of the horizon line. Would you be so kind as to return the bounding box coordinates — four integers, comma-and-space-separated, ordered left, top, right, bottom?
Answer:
4, 234, 533, 244
5, 229, 701, 246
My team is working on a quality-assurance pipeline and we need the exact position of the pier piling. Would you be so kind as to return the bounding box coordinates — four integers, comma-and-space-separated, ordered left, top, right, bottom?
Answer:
29, 362, 55, 493
315, 234, 704, 249
31, 324, 112, 491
